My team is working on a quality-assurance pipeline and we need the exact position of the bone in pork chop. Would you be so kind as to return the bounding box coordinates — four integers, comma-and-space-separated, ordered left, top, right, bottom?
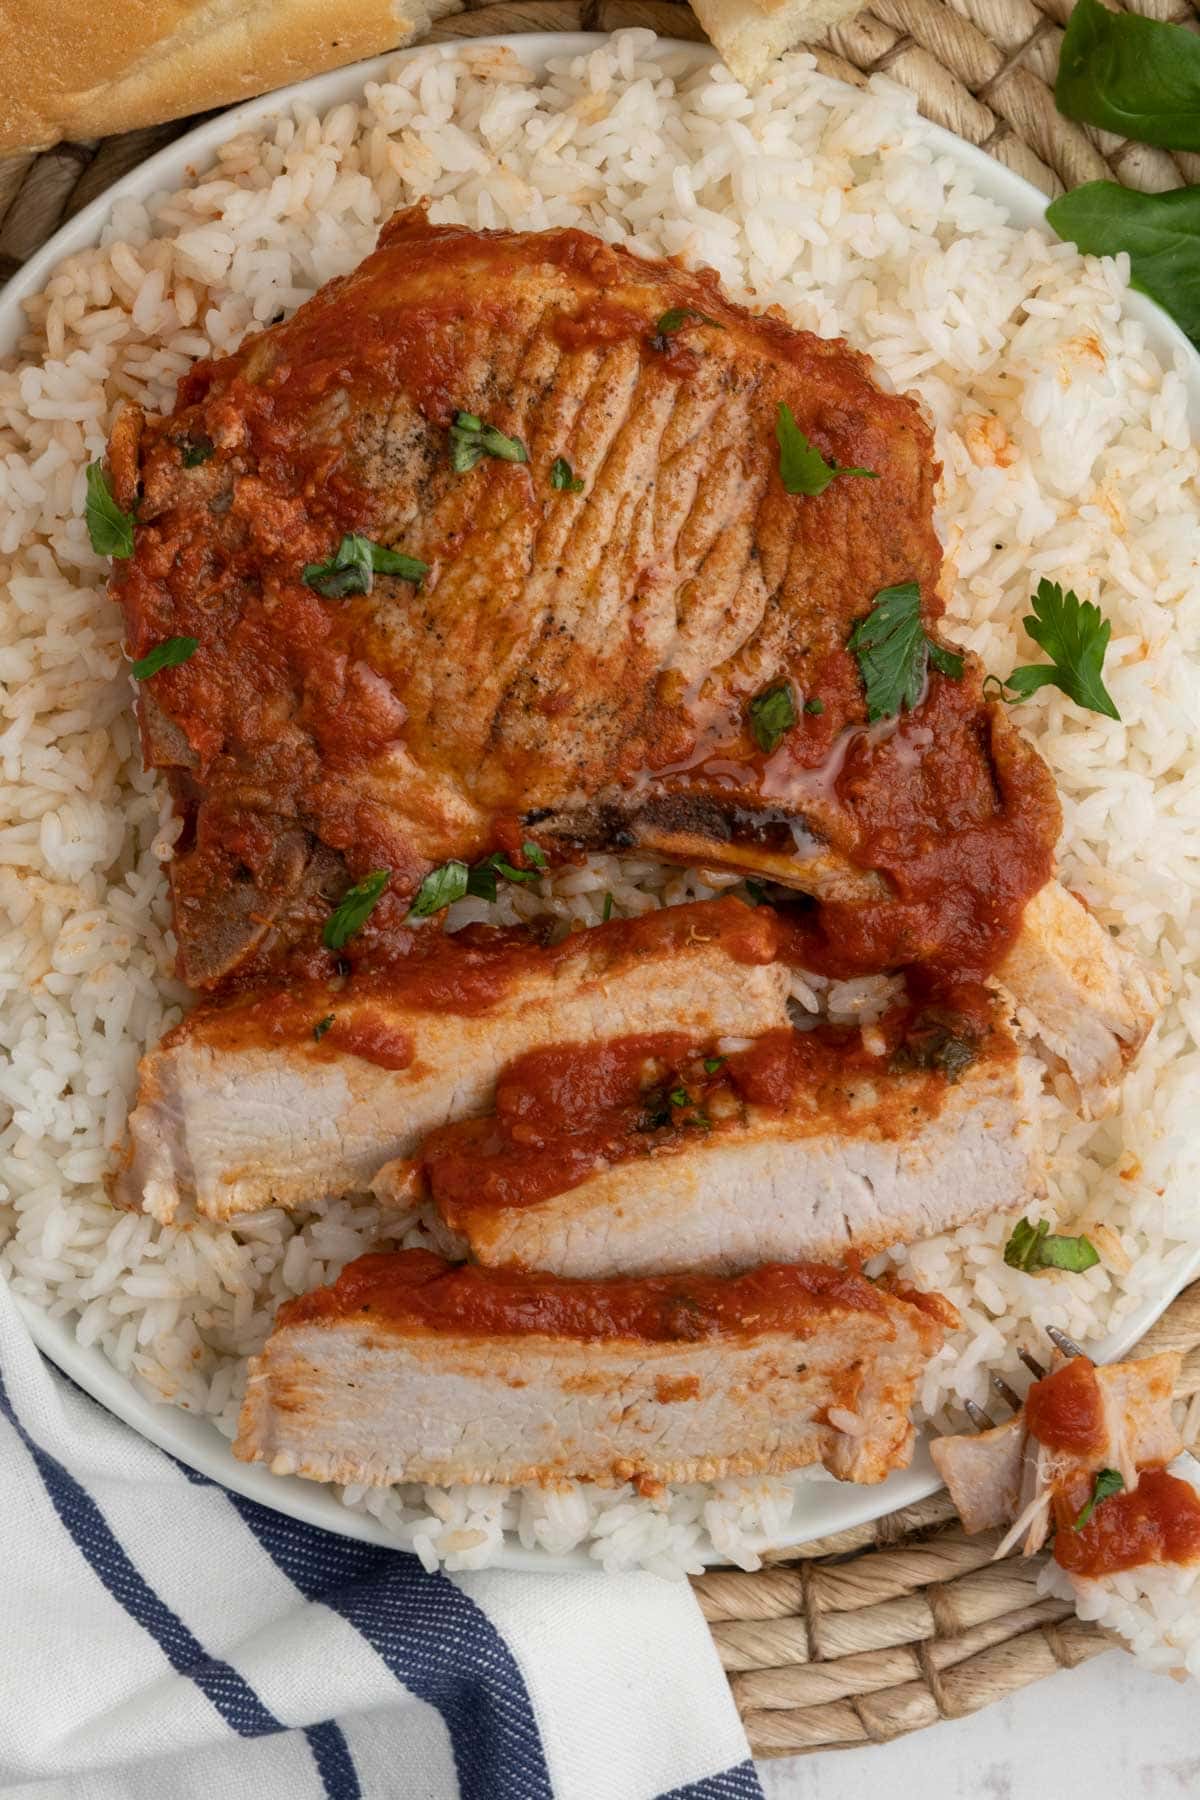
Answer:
234, 1249, 955, 1489
377, 998, 1043, 1277
108, 206, 1064, 995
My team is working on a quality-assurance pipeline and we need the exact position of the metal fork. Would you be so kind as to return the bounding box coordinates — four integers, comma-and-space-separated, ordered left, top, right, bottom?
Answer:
962, 1324, 1085, 1432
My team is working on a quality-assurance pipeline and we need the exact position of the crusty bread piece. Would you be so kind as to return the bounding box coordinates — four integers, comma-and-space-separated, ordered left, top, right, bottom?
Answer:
0, 0, 460, 154
690, 0, 863, 85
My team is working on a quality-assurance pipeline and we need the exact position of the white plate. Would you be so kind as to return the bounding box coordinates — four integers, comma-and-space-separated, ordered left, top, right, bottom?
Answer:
4, 33, 1199, 1568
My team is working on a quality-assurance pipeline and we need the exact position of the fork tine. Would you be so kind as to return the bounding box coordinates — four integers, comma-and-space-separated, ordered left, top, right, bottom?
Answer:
992, 1375, 1024, 1412
1046, 1324, 1085, 1360
1018, 1348, 1048, 1379
965, 1397, 995, 1431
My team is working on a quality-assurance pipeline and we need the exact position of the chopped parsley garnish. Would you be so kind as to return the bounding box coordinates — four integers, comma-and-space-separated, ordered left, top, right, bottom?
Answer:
550, 457, 584, 493
407, 849, 544, 919
651, 306, 724, 344
668, 1087, 691, 1109
602, 892, 614, 923
85, 461, 135, 559
991, 581, 1120, 721
131, 636, 198, 680
1003, 1217, 1101, 1275
848, 582, 964, 721
775, 403, 878, 497
804, 697, 825, 716
313, 1014, 335, 1042
703, 1056, 725, 1075
323, 869, 390, 949
449, 411, 528, 473
179, 434, 214, 467
747, 681, 797, 754
303, 533, 427, 599
1073, 1468, 1125, 1532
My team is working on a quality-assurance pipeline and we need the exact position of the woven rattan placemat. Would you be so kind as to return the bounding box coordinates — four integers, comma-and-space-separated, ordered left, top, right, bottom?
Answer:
2, 0, 1198, 1754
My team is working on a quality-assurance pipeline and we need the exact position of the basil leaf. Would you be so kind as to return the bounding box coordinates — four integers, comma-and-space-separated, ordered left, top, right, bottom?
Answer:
776, 403, 878, 497
85, 461, 135, 559
304, 533, 427, 599
1003, 1217, 1100, 1274
522, 841, 547, 869
1056, 0, 1200, 153
313, 1014, 335, 1042
449, 410, 527, 472
1073, 1468, 1125, 1532
1003, 580, 1120, 721
1046, 183, 1200, 345
323, 869, 390, 947
550, 457, 584, 493
406, 861, 470, 920
653, 307, 724, 337
804, 697, 824, 716
179, 435, 214, 467
747, 681, 797, 754
465, 862, 499, 904
131, 636, 198, 680
848, 583, 964, 721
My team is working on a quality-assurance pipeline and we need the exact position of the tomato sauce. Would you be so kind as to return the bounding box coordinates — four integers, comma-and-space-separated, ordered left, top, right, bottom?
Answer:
1054, 1468, 1200, 1579
423, 1016, 970, 1219
282, 1247, 891, 1342
1024, 1357, 1107, 1459
179, 897, 780, 1051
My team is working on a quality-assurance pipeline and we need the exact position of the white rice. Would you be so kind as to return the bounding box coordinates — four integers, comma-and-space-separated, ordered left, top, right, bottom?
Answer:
2, 33, 1199, 1659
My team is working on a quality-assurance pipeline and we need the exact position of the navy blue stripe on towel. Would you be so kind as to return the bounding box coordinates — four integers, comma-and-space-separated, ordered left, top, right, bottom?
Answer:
0, 1365, 356, 1798
657, 1761, 765, 1800
223, 1490, 554, 1800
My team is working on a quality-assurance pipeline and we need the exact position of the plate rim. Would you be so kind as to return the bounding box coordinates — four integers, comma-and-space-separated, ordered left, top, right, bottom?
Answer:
5, 30, 1199, 1569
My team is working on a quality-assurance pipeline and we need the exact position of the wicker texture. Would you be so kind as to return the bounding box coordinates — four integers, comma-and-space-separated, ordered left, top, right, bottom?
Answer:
2, 0, 1199, 1752
699, 1279, 1200, 1754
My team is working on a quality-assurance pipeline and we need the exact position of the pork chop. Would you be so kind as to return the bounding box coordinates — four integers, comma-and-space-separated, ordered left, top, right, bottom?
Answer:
233, 1249, 955, 1489
107, 206, 1063, 994
113, 898, 790, 1222
377, 1004, 1043, 1277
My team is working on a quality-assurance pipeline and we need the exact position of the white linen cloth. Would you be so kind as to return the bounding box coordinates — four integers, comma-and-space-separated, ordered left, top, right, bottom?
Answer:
0, 1280, 762, 1800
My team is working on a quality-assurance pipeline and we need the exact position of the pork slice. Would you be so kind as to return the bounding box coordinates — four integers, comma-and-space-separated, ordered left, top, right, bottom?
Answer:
233, 1250, 952, 1489
995, 882, 1168, 1116
113, 899, 790, 1222
928, 1416, 1025, 1534
379, 1011, 1044, 1277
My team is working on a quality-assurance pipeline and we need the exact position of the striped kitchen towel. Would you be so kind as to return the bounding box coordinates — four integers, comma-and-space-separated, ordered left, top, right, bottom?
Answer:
0, 1279, 762, 1800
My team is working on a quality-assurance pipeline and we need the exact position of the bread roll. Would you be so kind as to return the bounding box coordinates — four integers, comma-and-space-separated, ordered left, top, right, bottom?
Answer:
0, 0, 460, 154
689, 0, 863, 84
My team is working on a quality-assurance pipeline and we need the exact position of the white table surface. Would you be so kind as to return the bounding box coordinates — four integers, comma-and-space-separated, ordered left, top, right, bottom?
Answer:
756, 1647, 1199, 1797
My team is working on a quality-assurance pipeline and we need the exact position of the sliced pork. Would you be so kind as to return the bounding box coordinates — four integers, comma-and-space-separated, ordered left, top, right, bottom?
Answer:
374, 1000, 1043, 1278
994, 882, 1168, 1116
114, 899, 790, 1222
234, 1250, 955, 1489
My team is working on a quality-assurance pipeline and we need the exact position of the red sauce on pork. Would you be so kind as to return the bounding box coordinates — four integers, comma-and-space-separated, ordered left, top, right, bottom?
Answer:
1054, 1468, 1200, 1579
1024, 1357, 1107, 1460
281, 1247, 897, 1342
